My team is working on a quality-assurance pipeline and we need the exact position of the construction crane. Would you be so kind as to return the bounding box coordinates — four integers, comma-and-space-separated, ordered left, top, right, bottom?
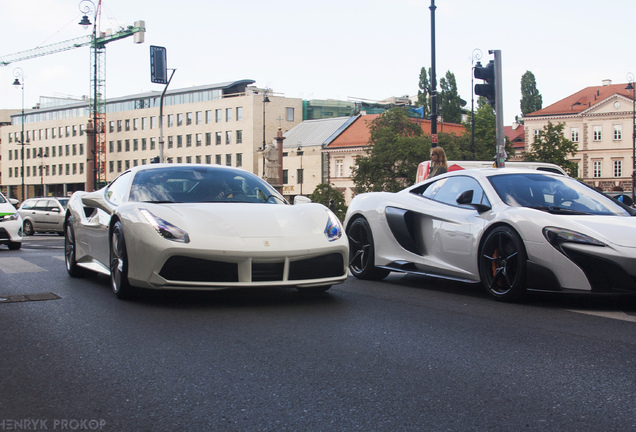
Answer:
0, 0, 145, 189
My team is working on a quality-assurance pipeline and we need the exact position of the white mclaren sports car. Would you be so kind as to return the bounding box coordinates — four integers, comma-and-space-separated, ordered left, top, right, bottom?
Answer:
344, 168, 636, 301
64, 164, 348, 298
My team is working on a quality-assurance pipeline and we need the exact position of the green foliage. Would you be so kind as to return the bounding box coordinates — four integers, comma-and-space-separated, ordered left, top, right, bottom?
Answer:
309, 183, 347, 221
417, 67, 431, 117
520, 71, 543, 116
352, 108, 428, 193
439, 71, 463, 124
523, 121, 578, 175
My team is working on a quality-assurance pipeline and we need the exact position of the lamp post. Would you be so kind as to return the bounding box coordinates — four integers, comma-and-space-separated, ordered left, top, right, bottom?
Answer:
261, 89, 270, 178
12, 67, 27, 201
626, 73, 636, 207
37, 149, 46, 196
297, 143, 304, 196
78, 0, 99, 191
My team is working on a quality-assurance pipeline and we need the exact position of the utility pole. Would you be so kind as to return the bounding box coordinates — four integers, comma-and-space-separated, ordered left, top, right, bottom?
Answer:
429, 0, 438, 148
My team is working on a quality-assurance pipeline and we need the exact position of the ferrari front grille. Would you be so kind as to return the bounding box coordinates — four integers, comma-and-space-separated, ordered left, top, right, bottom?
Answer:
252, 262, 284, 282
159, 256, 239, 282
288, 253, 345, 280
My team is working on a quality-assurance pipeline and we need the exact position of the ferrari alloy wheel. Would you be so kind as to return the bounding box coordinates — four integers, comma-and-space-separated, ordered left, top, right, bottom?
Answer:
347, 217, 390, 281
479, 226, 527, 302
23, 220, 34, 236
110, 221, 133, 299
65, 217, 86, 277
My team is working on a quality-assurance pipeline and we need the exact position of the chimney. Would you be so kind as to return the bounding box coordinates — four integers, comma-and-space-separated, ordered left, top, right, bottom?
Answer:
602, 79, 612, 86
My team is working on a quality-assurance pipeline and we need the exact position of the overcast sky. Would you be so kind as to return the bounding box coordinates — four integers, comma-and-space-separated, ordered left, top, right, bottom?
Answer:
0, 0, 632, 126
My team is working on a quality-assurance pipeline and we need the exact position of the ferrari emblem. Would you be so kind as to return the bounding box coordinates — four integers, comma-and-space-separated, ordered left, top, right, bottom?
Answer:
264, 241, 270, 247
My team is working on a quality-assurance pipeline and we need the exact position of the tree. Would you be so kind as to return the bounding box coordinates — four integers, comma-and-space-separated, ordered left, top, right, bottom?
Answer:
416, 66, 431, 118
520, 71, 543, 116
523, 121, 578, 176
458, 97, 515, 161
309, 183, 347, 221
352, 108, 428, 193
439, 71, 463, 124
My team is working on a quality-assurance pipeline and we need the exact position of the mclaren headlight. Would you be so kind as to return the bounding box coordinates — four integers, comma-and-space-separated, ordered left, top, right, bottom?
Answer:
543, 227, 605, 252
324, 210, 343, 242
1, 213, 19, 222
140, 209, 190, 243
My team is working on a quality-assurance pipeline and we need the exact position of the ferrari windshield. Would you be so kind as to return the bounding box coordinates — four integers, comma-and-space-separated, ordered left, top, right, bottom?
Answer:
489, 173, 629, 216
129, 166, 286, 204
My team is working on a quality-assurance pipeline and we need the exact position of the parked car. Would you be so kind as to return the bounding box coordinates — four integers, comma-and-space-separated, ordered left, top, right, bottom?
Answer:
18, 197, 68, 235
0, 192, 22, 250
64, 164, 349, 299
345, 168, 636, 301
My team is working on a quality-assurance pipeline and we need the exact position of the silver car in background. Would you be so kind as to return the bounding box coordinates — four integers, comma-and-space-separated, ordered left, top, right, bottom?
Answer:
18, 197, 68, 236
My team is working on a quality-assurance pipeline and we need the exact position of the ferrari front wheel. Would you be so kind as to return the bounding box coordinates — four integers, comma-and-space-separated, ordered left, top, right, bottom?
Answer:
479, 226, 527, 302
110, 221, 133, 299
347, 217, 390, 281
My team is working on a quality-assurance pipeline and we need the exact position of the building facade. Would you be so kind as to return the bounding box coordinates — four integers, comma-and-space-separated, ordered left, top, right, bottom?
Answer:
0, 80, 303, 200
523, 80, 635, 192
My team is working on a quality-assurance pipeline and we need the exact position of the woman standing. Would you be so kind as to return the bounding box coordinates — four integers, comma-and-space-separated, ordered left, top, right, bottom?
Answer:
426, 147, 448, 179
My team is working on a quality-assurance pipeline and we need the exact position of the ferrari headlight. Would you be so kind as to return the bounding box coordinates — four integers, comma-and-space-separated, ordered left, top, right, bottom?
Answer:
324, 210, 343, 242
140, 209, 190, 243
1, 213, 18, 222
543, 227, 605, 249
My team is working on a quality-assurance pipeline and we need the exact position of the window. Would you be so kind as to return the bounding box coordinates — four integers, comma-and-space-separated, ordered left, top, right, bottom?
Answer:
286, 107, 295, 122
215, 109, 222, 123
109, 141, 114, 153
236, 107, 243, 121
417, 176, 490, 209
168, 114, 174, 127
133, 118, 139, 131
206, 132, 212, 146
215, 154, 222, 165
226, 131, 232, 145
186, 156, 192, 163
571, 127, 579, 142
196, 133, 202, 147
186, 112, 192, 125
282, 169, 288, 184
150, 116, 156, 129
109, 121, 115, 133
613, 160, 622, 177
593, 126, 602, 141
72, 125, 77, 136
186, 134, 192, 147
226, 108, 232, 122
226, 154, 232, 166
236, 130, 243, 144
236, 153, 242, 167
177, 113, 183, 126
216, 132, 222, 145
613, 124, 622, 140
142, 138, 147, 151
297, 168, 304, 185
142, 117, 147, 130
168, 136, 173, 148
196, 111, 202, 125
177, 135, 183, 148
593, 160, 602, 178
335, 159, 344, 177
150, 138, 156, 150
206, 155, 212, 164
205, 110, 212, 124
125, 120, 130, 132
125, 139, 130, 152
534, 129, 540, 139
133, 139, 139, 151
66, 126, 70, 137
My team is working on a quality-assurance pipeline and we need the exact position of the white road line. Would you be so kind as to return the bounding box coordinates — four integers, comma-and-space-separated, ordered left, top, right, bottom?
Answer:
569, 310, 636, 323
0, 257, 47, 274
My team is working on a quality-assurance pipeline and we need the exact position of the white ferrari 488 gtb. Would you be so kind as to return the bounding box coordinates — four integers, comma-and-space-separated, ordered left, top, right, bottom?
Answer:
65, 164, 348, 298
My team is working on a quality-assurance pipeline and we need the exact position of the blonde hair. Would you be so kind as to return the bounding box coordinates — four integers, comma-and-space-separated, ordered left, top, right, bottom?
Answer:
431, 147, 447, 168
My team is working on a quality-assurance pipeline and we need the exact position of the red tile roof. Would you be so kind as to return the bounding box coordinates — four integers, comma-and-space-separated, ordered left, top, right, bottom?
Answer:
325, 114, 465, 149
525, 82, 633, 117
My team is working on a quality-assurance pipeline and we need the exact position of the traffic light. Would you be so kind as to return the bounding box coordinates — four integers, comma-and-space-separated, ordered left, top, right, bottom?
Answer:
474, 60, 496, 107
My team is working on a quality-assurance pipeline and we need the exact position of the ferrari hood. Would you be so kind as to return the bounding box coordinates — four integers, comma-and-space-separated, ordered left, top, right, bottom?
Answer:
567, 215, 636, 248
141, 202, 330, 239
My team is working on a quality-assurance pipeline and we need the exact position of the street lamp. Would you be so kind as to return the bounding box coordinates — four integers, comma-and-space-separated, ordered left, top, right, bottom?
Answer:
297, 143, 304, 196
626, 72, 636, 206
37, 149, 47, 196
12, 67, 27, 201
261, 89, 270, 178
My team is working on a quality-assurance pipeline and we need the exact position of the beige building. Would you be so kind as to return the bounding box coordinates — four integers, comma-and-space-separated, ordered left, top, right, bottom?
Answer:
523, 80, 635, 192
0, 80, 302, 200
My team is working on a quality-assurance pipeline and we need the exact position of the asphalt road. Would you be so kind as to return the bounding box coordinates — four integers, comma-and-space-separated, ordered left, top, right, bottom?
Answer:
1, 235, 636, 431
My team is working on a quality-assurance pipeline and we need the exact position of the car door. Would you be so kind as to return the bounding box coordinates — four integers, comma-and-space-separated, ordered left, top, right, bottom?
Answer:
39, 199, 63, 232
30, 199, 50, 231
412, 175, 491, 280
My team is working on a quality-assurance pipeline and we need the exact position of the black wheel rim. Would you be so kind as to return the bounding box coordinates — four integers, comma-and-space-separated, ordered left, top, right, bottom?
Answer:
482, 231, 519, 295
349, 222, 371, 274
24, 221, 33, 235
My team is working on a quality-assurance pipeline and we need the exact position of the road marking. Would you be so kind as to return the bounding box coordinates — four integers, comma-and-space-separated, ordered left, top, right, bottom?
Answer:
0, 257, 47, 274
569, 310, 636, 323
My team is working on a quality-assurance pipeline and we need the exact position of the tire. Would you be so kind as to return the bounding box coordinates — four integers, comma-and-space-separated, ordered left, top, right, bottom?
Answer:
347, 217, 390, 280
23, 220, 34, 236
479, 226, 527, 302
65, 216, 87, 277
110, 220, 134, 299
8, 242, 21, 251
